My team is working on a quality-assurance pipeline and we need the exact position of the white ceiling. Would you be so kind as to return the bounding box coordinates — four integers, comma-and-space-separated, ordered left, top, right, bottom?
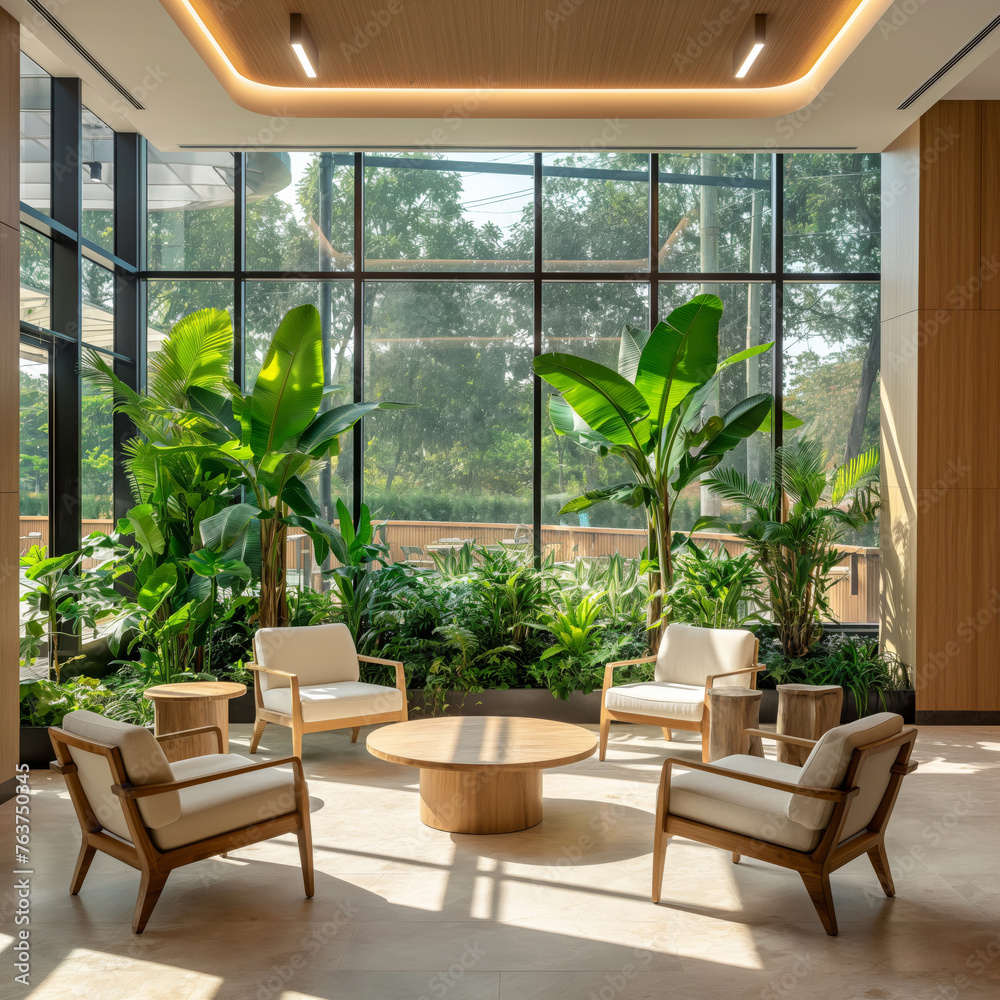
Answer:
6, 0, 1000, 152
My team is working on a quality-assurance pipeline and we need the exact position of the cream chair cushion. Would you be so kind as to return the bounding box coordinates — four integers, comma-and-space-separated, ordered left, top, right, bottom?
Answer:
605, 682, 706, 722
62, 710, 180, 838
254, 623, 360, 688
262, 681, 404, 723
150, 753, 297, 851
654, 624, 756, 687
789, 713, 904, 829
669, 755, 823, 852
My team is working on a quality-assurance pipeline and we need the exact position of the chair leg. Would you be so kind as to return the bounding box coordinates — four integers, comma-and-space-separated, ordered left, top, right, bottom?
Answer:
599, 710, 610, 762
132, 870, 169, 934
69, 842, 97, 894
292, 725, 303, 761
800, 871, 838, 936
249, 717, 267, 754
867, 840, 895, 897
297, 818, 315, 898
732, 852, 741, 864
661, 727, 673, 742
350, 727, 360, 744
652, 819, 669, 903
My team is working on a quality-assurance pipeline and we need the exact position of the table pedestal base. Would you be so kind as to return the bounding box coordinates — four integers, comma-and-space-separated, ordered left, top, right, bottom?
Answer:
419, 767, 543, 834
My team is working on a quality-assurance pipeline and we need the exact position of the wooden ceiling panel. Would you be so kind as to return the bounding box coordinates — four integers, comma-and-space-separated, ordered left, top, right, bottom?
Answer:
187, 0, 864, 91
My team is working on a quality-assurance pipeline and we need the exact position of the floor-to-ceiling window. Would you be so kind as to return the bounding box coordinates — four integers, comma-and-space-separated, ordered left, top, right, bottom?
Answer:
138, 148, 881, 621
17, 53, 141, 674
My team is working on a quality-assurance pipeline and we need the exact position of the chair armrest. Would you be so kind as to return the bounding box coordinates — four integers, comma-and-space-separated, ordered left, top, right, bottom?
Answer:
742, 727, 818, 750
111, 756, 303, 800
602, 655, 657, 692
661, 756, 854, 803
360, 654, 407, 694
704, 665, 767, 689
155, 726, 224, 754
247, 663, 301, 705
247, 663, 299, 682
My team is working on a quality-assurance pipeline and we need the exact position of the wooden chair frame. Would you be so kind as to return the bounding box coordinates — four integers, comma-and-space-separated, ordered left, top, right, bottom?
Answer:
599, 638, 763, 763
652, 726, 918, 935
248, 654, 408, 759
48, 725, 314, 934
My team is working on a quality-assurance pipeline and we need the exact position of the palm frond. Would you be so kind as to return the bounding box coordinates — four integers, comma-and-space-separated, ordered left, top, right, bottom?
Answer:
831, 447, 880, 504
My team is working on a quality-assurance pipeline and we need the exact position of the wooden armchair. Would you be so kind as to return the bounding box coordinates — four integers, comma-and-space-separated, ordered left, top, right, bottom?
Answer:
49, 710, 313, 934
652, 712, 918, 935
249, 623, 408, 759
600, 624, 763, 763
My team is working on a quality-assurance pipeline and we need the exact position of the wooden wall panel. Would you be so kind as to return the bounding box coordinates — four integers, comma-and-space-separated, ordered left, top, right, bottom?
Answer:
918, 101, 981, 312
0, 12, 16, 231
981, 103, 1000, 310
0, 8, 18, 794
884, 99, 1000, 716
915, 489, 980, 711
918, 309, 1000, 490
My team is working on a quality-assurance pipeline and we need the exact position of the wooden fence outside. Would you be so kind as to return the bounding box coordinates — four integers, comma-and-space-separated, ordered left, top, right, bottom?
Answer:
18, 515, 879, 624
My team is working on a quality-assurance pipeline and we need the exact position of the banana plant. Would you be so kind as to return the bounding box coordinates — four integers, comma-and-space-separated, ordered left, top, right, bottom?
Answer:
533, 293, 786, 647
188, 305, 411, 628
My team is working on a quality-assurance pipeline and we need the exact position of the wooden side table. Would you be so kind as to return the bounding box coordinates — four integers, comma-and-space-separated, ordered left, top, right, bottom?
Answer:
707, 688, 763, 761
143, 681, 246, 762
775, 683, 844, 765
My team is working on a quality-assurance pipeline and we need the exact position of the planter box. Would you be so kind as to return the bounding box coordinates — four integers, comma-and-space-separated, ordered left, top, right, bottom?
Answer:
19, 727, 54, 769
408, 688, 603, 724
758, 686, 915, 726
228, 689, 257, 724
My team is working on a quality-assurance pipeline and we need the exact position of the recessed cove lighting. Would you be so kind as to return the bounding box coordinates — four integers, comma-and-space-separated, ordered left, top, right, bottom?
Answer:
290, 13, 318, 79
734, 13, 767, 78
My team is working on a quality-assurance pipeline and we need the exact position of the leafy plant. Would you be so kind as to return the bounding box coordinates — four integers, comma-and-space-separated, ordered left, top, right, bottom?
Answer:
699, 438, 879, 658
667, 541, 767, 630
19, 676, 114, 727
533, 294, 784, 648
85, 305, 412, 631
529, 591, 608, 699
430, 542, 477, 576
758, 631, 910, 718
19, 538, 124, 682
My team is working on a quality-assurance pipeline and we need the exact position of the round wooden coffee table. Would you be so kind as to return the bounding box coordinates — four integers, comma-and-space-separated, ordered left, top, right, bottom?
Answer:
366, 716, 597, 834
143, 681, 246, 761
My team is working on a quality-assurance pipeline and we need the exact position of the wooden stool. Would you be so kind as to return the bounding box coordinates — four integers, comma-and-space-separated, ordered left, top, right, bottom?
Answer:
775, 684, 844, 765
707, 687, 763, 761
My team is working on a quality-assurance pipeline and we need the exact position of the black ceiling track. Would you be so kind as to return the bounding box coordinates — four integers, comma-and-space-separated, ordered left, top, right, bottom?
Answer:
24, 0, 145, 110
898, 13, 1000, 111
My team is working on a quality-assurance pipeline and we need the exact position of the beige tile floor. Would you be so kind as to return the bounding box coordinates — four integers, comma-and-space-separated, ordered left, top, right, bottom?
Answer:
2, 723, 998, 1000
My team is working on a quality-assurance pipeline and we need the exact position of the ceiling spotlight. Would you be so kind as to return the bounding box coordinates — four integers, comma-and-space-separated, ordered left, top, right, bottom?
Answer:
86, 161, 102, 182
733, 13, 766, 79
290, 13, 318, 79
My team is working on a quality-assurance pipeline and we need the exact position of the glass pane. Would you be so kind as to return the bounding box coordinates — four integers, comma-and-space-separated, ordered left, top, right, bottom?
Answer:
543, 152, 648, 272
82, 259, 115, 351
147, 146, 235, 270
541, 282, 648, 561
784, 281, 880, 623
246, 152, 354, 272
19, 342, 49, 533
20, 54, 50, 213
82, 367, 114, 526
146, 279, 233, 362
364, 152, 533, 272
364, 282, 533, 561
783, 153, 880, 273
245, 281, 354, 525
81, 108, 114, 253
658, 153, 772, 273
20, 226, 51, 329
659, 282, 773, 532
